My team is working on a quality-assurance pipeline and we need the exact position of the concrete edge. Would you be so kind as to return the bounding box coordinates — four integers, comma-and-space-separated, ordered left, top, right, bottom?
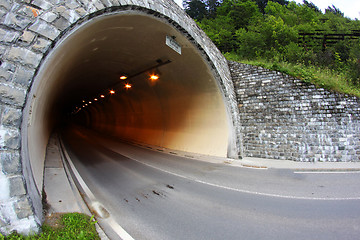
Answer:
104, 136, 360, 172
57, 135, 110, 240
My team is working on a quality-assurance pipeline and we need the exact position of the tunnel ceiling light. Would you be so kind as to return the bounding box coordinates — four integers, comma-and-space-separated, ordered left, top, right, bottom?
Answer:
100, 94, 105, 98
124, 83, 132, 89
82, 100, 85, 102
120, 75, 128, 80
85, 103, 88, 106
89, 101, 92, 104
150, 74, 159, 81
94, 98, 98, 101
109, 90, 115, 94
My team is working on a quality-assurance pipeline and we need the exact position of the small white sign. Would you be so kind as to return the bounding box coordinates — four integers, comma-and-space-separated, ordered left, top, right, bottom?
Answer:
166, 36, 182, 55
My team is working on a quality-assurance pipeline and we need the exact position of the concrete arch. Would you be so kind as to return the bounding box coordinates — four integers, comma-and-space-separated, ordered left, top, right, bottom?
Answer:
0, 0, 241, 234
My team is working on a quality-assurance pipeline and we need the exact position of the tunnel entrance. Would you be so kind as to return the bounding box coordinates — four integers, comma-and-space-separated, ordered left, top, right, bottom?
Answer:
19, 8, 241, 226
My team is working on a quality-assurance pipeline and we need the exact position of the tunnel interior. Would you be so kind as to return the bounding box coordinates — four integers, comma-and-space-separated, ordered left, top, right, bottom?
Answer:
23, 12, 232, 194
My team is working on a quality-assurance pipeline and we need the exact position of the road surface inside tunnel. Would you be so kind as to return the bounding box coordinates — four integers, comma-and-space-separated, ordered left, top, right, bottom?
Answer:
60, 125, 360, 240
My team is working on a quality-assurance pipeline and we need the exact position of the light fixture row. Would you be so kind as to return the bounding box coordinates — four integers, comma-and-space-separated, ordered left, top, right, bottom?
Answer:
71, 73, 160, 115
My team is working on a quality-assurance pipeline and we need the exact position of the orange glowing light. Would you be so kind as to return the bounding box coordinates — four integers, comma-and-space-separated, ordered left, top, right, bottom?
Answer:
120, 75, 128, 80
85, 104, 88, 106
82, 100, 85, 102
94, 98, 98, 101
150, 74, 159, 81
124, 83, 132, 89
89, 101, 92, 104
100, 95, 105, 98
109, 90, 115, 94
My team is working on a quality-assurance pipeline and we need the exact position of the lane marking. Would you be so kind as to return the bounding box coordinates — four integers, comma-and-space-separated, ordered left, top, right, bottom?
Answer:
295, 171, 360, 174
59, 139, 136, 240
126, 157, 360, 201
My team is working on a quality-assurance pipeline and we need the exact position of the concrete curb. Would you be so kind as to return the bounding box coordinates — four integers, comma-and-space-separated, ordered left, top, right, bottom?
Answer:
229, 157, 360, 171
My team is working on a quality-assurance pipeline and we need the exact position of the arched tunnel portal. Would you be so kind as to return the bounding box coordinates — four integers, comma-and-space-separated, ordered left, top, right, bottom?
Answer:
12, 4, 242, 230
25, 10, 235, 196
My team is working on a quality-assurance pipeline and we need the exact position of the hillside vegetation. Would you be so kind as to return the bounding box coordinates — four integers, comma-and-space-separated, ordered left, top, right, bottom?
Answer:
184, 0, 360, 97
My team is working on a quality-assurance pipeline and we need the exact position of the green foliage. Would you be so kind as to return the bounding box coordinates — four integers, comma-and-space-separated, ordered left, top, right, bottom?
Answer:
192, 0, 360, 96
1, 213, 99, 240
234, 59, 360, 97
184, 0, 208, 20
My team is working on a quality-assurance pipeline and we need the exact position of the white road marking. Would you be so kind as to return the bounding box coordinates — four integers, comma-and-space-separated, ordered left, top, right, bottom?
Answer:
59, 139, 136, 240
127, 157, 360, 201
295, 171, 360, 174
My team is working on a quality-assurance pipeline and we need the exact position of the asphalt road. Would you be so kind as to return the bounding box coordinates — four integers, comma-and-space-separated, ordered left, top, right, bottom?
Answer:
61, 126, 360, 240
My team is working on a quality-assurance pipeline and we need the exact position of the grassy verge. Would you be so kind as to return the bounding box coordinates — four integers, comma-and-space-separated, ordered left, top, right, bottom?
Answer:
0, 213, 100, 240
224, 53, 360, 98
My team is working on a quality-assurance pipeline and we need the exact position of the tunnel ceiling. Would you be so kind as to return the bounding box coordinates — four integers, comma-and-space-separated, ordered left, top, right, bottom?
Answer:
52, 13, 215, 113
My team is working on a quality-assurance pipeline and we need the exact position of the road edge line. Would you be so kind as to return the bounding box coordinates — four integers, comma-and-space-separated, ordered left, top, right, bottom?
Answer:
58, 135, 136, 240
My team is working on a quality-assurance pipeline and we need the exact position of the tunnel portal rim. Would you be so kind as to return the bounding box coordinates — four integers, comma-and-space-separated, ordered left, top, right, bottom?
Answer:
21, 5, 241, 224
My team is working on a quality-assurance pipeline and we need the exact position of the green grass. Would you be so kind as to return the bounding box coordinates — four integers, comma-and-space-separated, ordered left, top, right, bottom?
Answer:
0, 213, 100, 240
224, 52, 360, 98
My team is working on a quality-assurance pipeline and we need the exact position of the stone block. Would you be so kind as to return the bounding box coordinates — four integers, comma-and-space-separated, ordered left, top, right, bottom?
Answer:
16, 5, 42, 19
32, 0, 53, 10
0, 151, 21, 175
0, 83, 26, 107
75, 7, 87, 17
0, 28, 20, 43
0, 173, 10, 201
47, 0, 64, 4
32, 37, 52, 53
29, 19, 60, 41
40, 12, 58, 23
19, 31, 36, 45
14, 197, 33, 219
0, 45, 5, 57
0, 67, 13, 83
65, 0, 81, 9
4, 12, 32, 30
9, 175, 26, 197
13, 66, 34, 87
2, 106, 22, 128
100, 0, 113, 7
0, 0, 12, 10
53, 17, 71, 31
92, 0, 106, 9
0, 126, 21, 149
61, 9, 81, 24
7, 47, 42, 68
0, 202, 11, 226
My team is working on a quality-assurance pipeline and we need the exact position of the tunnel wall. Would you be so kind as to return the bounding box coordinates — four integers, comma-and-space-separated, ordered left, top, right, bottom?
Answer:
0, 0, 241, 235
84, 79, 230, 157
230, 61, 360, 162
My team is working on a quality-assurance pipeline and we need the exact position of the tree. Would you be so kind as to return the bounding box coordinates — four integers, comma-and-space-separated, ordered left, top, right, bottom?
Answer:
255, 0, 289, 14
206, 0, 221, 18
325, 5, 344, 17
184, 0, 207, 20
302, 0, 320, 13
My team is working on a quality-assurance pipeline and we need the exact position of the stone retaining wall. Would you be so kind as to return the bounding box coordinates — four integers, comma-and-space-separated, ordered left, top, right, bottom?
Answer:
229, 61, 360, 162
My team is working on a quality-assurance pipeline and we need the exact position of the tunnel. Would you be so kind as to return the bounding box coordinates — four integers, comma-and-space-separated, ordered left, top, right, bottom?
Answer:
20, 8, 239, 212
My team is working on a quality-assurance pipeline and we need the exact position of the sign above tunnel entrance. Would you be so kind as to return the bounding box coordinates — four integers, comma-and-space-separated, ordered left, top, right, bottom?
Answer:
166, 36, 182, 55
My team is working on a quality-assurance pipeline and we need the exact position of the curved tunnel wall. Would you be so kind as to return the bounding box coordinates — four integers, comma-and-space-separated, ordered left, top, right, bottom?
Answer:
0, 0, 241, 234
